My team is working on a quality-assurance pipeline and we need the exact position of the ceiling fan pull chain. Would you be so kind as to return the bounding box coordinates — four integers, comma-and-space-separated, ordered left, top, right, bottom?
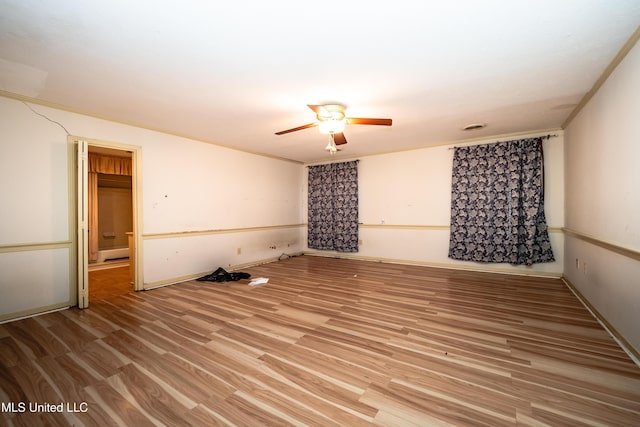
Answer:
325, 134, 338, 154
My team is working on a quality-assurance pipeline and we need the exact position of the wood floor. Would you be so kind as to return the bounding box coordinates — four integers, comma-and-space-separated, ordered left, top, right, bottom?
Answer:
1, 255, 639, 426
88, 265, 133, 300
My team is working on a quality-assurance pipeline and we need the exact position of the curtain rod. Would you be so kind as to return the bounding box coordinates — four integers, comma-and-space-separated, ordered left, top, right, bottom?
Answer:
447, 134, 558, 150
306, 159, 360, 167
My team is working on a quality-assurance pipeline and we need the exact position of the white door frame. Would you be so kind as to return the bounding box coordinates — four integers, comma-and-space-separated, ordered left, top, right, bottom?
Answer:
76, 139, 89, 308
71, 136, 143, 307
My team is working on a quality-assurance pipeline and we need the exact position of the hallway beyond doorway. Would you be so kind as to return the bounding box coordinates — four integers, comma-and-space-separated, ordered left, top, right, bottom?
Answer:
88, 265, 131, 300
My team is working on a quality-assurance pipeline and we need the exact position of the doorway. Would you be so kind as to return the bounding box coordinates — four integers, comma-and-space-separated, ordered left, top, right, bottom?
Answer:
74, 138, 141, 307
89, 147, 134, 300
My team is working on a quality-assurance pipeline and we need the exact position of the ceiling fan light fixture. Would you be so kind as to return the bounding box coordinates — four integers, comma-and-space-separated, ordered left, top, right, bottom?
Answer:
318, 118, 346, 134
275, 103, 392, 152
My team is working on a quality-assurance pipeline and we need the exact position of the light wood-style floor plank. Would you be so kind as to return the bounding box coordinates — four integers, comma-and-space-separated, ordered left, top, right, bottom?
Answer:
2, 255, 639, 426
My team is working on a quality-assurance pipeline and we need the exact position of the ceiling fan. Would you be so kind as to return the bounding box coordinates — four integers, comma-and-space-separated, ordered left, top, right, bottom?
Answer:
275, 104, 392, 153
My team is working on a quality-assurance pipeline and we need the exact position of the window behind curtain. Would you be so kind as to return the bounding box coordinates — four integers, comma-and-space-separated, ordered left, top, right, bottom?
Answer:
448, 137, 554, 265
308, 161, 359, 252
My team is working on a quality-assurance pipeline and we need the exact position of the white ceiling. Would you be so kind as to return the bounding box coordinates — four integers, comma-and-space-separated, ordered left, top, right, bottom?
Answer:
1, 1, 639, 163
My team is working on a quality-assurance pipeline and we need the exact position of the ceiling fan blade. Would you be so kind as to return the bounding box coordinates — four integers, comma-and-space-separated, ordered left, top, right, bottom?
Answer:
347, 117, 392, 126
275, 122, 318, 135
333, 132, 348, 145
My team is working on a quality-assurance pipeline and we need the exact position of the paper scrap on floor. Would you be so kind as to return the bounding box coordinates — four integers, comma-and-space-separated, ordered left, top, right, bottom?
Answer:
249, 277, 269, 286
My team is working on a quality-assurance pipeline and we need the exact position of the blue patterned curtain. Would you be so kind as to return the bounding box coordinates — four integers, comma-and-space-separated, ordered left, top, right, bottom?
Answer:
308, 161, 359, 252
448, 137, 554, 265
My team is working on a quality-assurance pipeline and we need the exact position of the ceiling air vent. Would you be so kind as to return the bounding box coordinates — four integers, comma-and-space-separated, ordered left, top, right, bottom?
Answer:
462, 123, 486, 131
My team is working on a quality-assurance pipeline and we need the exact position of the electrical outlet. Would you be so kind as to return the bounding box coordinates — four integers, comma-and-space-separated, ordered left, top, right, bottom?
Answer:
237, 247, 241, 255
575, 258, 579, 269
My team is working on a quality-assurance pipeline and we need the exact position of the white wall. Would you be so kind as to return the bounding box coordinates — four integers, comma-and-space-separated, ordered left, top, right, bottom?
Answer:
134, 127, 303, 287
0, 97, 72, 319
0, 95, 304, 320
0, 98, 70, 245
98, 186, 133, 249
564, 40, 640, 352
141, 133, 302, 233
303, 133, 565, 277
